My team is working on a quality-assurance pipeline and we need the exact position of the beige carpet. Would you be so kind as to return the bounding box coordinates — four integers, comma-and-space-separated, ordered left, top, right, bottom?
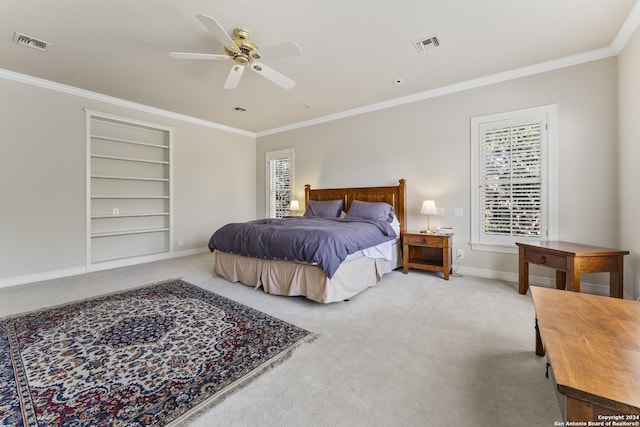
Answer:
0, 253, 560, 426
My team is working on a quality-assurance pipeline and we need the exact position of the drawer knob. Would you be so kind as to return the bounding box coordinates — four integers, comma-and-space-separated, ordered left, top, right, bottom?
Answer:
421, 238, 426, 243
541, 255, 546, 264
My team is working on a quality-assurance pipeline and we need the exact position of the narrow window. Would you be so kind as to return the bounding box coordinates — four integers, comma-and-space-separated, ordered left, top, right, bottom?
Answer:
265, 149, 294, 218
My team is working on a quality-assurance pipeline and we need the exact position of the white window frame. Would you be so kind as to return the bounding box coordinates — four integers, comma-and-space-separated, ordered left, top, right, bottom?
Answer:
265, 148, 294, 219
470, 105, 557, 254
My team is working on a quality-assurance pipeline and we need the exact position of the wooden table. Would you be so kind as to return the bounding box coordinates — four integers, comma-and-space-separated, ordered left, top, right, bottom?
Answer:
517, 241, 629, 298
402, 232, 453, 280
531, 286, 640, 422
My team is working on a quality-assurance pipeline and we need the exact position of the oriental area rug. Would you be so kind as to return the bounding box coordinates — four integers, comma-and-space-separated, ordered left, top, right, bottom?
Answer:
0, 279, 313, 426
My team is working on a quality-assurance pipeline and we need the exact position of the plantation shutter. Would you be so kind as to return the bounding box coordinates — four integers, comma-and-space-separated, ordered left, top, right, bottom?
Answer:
266, 149, 293, 218
479, 115, 545, 240
471, 105, 555, 254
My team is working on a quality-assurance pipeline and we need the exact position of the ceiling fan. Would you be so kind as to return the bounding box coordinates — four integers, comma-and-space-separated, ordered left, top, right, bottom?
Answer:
170, 15, 301, 90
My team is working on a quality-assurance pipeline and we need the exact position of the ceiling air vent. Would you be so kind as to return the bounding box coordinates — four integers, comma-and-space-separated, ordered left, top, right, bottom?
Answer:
413, 35, 441, 53
13, 32, 50, 51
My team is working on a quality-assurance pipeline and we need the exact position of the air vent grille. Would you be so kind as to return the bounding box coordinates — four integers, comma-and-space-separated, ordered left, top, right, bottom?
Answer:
413, 35, 441, 53
13, 32, 50, 51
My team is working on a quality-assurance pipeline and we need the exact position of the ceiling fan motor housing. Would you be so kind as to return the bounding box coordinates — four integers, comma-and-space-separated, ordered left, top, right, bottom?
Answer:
227, 27, 259, 64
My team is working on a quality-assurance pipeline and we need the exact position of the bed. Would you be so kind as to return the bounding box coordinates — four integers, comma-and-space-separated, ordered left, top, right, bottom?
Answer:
209, 179, 407, 303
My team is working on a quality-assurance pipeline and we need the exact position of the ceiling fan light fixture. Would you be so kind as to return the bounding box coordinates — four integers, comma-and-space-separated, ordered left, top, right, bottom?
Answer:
232, 53, 251, 65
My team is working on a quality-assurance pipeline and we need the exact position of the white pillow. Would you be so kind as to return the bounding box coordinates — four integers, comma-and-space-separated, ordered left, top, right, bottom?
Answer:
390, 215, 400, 236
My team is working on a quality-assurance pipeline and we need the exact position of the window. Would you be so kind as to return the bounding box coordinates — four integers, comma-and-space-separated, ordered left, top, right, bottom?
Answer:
471, 105, 557, 254
266, 149, 294, 218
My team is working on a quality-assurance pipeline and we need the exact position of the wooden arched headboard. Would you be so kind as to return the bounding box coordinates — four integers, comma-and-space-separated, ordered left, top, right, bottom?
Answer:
304, 179, 407, 240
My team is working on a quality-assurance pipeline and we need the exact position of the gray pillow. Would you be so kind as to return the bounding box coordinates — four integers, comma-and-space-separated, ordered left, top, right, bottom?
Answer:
345, 199, 394, 222
303, 199, 344, 218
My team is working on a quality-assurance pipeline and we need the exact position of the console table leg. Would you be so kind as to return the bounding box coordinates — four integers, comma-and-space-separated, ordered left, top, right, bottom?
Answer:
519, 247, 529, 295
610, 271, 623, 298
556, 270, 566, 290
535, 318, 545, 356
566, 257, 580, 293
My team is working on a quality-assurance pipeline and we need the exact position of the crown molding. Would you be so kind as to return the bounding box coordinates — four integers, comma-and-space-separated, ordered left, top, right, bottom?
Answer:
258, 1, 640, 137
3, 0, 639, 140
611, 0, 640, 53
257, 47, 616, 137
0, 68, 256, 138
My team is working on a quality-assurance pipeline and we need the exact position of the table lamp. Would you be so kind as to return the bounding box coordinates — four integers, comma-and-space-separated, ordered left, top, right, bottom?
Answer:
420, 199, 439, 233
289, 200, 300, 215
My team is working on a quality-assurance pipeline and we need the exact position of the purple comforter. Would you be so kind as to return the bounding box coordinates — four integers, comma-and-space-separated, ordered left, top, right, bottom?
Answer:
208, 216, 396, 278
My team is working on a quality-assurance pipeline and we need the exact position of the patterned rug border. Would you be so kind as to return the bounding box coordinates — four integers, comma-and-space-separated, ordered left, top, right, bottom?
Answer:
1, 278, 316, 426
168, 331, 316, 427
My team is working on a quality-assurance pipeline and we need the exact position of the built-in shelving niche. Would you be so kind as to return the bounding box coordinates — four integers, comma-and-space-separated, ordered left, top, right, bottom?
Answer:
86, 110, 173, 268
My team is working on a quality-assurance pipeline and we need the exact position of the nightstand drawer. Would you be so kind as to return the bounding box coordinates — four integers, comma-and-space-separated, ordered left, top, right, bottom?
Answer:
524, 250, 566, 270
404, 234, 445, 247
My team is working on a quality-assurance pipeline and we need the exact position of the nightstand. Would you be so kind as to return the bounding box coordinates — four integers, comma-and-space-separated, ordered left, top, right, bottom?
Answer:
402, 232, 453, 280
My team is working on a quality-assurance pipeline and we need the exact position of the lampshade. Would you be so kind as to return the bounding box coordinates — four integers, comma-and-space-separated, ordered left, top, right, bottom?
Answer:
289, 200, 300, 211
420, 200, 439, 216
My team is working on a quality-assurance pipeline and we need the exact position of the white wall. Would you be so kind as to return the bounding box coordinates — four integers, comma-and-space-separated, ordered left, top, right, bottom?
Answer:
0, 77, 256, 285
257, 58, 620, 287
1, 53, 629, 294
618, 25, 640, 300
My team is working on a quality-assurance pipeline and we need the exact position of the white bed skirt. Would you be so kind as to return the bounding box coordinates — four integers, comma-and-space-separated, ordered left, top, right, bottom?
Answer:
212, 247, 401, 303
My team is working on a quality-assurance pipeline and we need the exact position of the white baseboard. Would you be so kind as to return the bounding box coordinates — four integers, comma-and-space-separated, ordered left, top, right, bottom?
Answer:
0, 266, 88, 290
0, 248, 210, 289
86, 247, 209, 272
456, 265, 622, 298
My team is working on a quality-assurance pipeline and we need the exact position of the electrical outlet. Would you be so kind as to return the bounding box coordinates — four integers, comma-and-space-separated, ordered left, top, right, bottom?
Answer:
453, 208, 463, 217
112, 208, 119, 216
178, 239, 184, 246
456, 249, 464, 259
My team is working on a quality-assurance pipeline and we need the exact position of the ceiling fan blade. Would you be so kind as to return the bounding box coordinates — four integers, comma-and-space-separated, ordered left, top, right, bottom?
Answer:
250, 42, 301, 61
224, 64, 245, 89
250, 62, 295, 89
196, 14, 239, 54
169, 52, 230, 60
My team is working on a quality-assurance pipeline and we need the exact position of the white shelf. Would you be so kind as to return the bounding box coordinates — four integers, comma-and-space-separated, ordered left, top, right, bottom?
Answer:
91, 175, 169, 182
91, 196, 169, 199
91, 249, 169, 264
91, 212, 169, 219
91, 154, 169, 165
91, 134, 168, 149
87, 111, 172, 266
91, 227, 170, 238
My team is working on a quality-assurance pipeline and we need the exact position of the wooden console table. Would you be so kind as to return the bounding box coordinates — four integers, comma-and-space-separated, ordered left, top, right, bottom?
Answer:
517, 241, 629, 298
531, 286, 640, 422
